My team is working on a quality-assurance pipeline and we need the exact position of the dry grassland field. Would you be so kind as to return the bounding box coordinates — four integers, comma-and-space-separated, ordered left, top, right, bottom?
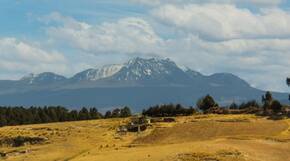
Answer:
0, 114, 289, 161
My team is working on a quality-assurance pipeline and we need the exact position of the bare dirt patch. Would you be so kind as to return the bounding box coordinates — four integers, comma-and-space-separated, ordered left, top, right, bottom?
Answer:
170, 150, 245, 161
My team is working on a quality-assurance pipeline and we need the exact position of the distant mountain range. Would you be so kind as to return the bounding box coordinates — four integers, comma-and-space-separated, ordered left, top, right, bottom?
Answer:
0, 57, 287, 112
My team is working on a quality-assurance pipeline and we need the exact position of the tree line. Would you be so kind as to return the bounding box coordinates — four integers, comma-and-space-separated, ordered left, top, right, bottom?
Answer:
0, 91, 288, 127
195, 91, 285, 116
104, 106, 132, 118
0, 106, 132, 127
142, 104, 195, 117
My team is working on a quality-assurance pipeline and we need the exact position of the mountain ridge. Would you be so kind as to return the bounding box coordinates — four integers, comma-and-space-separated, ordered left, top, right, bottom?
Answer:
0, 57, 286, 110
5, 57, 248, 87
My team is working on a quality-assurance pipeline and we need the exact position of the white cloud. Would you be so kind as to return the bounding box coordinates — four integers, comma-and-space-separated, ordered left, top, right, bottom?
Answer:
162, 35, 290, 92
40, 10, 290, 92
146, 3, 290, 91
131, 0, 284, 7
152, 4, 290, 41
44, 12, 164, 56
0, 37, 68, 78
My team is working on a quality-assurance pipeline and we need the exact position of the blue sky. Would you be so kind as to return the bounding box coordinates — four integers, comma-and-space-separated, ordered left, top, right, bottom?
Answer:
1, 0, 290, 92
0, 0, 146, 38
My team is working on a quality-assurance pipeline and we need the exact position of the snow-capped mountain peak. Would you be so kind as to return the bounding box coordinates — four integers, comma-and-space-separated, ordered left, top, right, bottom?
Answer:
72, 64, 124, 81
111, 57, 191, 83
72, 57, 181, 82
98, 64, 124, 78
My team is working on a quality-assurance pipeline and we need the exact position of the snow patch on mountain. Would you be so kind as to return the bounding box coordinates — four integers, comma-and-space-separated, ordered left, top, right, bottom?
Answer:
111, 57, 189, 82
72, 64, 124, 81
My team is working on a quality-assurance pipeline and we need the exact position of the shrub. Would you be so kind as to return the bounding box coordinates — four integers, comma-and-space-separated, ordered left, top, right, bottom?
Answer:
271, 100, 282, 113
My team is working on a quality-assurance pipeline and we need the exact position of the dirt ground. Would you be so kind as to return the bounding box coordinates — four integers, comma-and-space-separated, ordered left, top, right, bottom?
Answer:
0, 114, 289, 161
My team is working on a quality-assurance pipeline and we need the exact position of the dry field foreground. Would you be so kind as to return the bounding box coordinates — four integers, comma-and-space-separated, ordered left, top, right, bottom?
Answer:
0, 115, 289, 161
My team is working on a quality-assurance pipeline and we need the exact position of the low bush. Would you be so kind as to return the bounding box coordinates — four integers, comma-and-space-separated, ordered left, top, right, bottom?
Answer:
0, 136, 46, 147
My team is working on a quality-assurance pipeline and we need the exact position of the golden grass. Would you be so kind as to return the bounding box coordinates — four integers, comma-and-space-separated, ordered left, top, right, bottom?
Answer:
0, 115, 289, 161
134, 117, 288, 144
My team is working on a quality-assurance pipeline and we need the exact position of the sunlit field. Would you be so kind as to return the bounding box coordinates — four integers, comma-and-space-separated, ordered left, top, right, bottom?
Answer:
0, 114, 289, 161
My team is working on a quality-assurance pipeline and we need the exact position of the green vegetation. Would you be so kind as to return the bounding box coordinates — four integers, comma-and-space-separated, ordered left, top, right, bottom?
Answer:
0, 106, 102, 127
0, 91, 289, 127
104, 106, 132, 118
0, 106, 134, 127
142, 104, 195, 117
196, 95, 219, 113
0, 136, 46, 147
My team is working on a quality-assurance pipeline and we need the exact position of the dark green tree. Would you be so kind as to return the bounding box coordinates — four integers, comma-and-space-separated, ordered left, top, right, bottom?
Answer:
78, 107, 90, 120
0, 106, 102, 127
89, 108, 102, 119
197, 95, 218, 113
0, 115, 7, 127
239, 100, 260, 109
111, 108, 121, 118
120, 106, 132, 118
104, 111, 112, 119
142, 104, 195, 117
262, 91, 273, 112
229, 102, 238, 109
69, 110, 79, 121
47, 107, 58, 122
265, 91, 273, 102
271, 100, 282, 113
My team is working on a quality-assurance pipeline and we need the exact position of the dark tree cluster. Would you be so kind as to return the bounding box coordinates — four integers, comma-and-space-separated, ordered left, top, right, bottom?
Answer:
104, 106, 132, 118
262, 91, 283, 114
196, 95, 219, 113
0, 106, 102, 127
142, 104, 195, 117
235, 100, 260, 109
226, 100, 261, 114
227, 91, 284, 115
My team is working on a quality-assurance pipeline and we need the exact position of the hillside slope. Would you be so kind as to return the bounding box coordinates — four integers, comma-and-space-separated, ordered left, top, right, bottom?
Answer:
0, 115, 289, 161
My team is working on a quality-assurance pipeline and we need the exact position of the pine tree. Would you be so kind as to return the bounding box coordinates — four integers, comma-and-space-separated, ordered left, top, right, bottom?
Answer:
111, 108, 121, 118
78, 107, 90, 120
271, 100, 282, 114
120, 106, 132, 118
69, 110, 78, 121
104, 111, 112, 118
197, 95, 218, 113
262, 91, 273, 112
229, 102, 238, 109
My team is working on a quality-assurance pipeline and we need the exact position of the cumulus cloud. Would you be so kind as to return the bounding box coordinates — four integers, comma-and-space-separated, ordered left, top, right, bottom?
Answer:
163, 35, 290, 91
142, 2, 290, 91
0, 38, 68, 79
44, 12, 164, 56
152, 4, 290, 41
38, 7, 290, 91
